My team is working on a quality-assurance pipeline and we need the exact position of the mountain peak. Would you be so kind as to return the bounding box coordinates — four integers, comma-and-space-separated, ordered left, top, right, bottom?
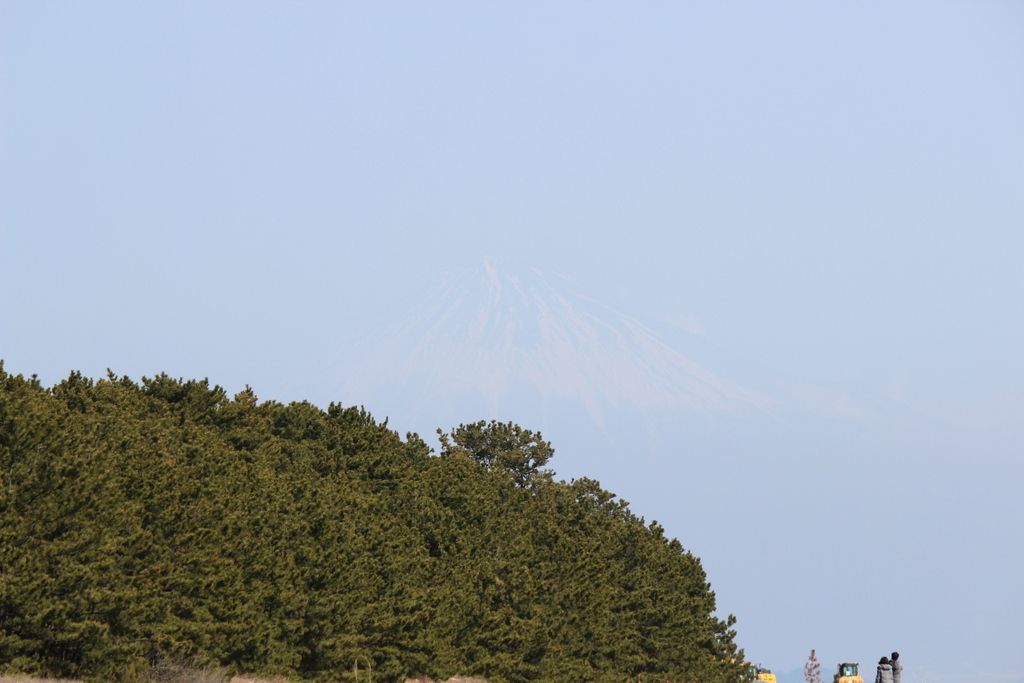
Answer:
318, 258, 770, 428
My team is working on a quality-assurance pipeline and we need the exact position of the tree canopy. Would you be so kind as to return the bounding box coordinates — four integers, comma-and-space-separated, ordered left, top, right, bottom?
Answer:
437, 421, 553, 488
0, 363, 746, 683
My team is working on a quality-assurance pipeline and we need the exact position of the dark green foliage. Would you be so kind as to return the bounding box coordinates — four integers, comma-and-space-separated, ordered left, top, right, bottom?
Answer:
0, 363, 746, 683
437, 421, 553, 488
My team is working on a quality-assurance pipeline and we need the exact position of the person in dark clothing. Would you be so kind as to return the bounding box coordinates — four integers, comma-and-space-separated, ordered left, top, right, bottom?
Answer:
890, 652, 902, 683
875, 656, 893, 683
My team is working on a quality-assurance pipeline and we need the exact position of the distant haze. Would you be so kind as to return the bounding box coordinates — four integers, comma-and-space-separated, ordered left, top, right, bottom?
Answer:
318, 258, 770, 426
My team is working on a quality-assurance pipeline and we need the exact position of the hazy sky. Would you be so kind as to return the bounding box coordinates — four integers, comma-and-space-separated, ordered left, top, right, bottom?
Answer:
2, 2, 1023, 682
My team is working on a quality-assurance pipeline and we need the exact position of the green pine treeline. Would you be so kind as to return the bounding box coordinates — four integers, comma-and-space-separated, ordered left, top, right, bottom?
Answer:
0, 364, 745, 683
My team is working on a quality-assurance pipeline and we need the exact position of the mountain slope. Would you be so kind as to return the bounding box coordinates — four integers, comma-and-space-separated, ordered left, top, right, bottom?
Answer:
323, 257, 771, 428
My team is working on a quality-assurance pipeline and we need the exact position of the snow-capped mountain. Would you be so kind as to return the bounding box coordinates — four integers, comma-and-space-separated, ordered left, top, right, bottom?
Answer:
315, 257, 771, 430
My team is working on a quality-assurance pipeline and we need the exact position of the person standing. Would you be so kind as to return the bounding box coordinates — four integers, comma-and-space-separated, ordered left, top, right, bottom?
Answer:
890, 652, 902, 683
875, 656, 893, 683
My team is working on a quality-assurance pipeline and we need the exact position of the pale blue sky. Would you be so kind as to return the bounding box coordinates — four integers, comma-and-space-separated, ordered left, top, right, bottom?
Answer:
2, 2, 1023, 681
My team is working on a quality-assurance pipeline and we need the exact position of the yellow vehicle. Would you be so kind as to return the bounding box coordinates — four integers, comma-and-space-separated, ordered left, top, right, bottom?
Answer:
747, 664, 777, 683
833, 662, 864, 683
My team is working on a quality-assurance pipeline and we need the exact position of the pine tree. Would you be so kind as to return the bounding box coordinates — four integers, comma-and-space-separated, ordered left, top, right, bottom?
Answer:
0, 365, 748, 683
437, 420, 553, 488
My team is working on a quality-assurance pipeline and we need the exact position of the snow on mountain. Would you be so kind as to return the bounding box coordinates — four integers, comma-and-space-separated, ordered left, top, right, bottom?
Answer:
316, 257, 772, 429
